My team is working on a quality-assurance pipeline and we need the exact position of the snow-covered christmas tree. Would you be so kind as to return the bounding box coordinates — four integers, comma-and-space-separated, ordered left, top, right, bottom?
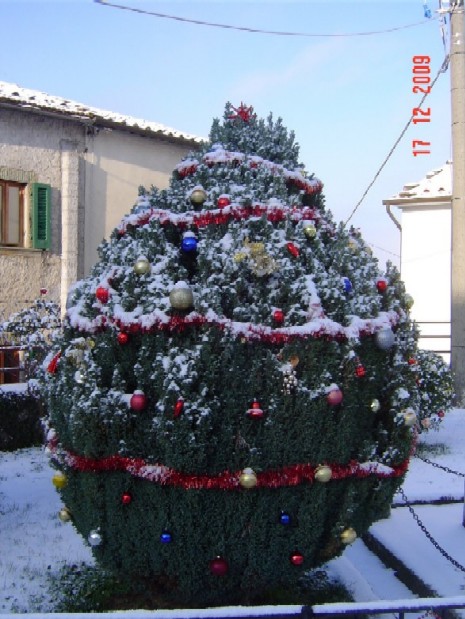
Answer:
44, 103, 420, 606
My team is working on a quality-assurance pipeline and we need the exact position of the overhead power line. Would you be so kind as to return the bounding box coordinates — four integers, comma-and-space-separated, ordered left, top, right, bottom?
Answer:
94, 0, 438, 38
344, 53, 450, 226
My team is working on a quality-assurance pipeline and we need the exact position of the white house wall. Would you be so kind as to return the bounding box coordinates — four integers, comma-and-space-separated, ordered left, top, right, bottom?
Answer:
400, 202, 451, 358
83, 129, 192, 275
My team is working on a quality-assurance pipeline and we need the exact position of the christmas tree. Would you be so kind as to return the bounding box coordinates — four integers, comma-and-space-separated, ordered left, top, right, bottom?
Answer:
44, 103, 420, 606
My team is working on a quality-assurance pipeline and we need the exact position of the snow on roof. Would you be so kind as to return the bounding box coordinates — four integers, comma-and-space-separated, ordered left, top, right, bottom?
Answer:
0, 81, 205, 144
383, 161, 452, 203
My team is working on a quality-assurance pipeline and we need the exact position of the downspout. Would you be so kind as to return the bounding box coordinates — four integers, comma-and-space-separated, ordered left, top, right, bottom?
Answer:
385, 202, 402, 275
385, 203, 401, 232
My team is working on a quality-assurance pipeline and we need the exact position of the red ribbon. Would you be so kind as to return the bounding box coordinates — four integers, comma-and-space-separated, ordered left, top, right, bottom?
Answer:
47, 351, 61, 374
50, 442, 409, 491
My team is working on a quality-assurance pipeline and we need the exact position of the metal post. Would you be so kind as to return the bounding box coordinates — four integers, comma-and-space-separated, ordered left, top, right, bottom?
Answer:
463, 478, 465, 527
450, 0, 465, 403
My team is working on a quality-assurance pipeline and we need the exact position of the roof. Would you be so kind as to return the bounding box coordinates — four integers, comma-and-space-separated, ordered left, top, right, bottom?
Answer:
383, 161, 452, 206
0, 81, 204, 145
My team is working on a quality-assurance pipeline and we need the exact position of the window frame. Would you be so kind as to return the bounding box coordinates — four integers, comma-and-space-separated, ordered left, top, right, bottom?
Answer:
0, 180, 26, 247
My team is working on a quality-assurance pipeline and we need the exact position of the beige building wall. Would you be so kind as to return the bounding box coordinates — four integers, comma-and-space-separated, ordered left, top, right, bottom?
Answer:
0, 106, 197, 319
83, 130, 190, 274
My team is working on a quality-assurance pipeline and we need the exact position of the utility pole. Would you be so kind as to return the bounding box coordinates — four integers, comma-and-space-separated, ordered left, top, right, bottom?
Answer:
450, 0, 465, 404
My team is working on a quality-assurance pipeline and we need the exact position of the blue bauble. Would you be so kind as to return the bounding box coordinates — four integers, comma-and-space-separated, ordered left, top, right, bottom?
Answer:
160, 531, 173, 544
181, 237, 198, 253
343, 277, 352, 293
279, 512, 292, 526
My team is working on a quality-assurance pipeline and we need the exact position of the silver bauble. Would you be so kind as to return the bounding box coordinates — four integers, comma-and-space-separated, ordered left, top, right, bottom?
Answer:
169, 285, 194, 310
375, 328, 395, 350
88, 530, 102, 546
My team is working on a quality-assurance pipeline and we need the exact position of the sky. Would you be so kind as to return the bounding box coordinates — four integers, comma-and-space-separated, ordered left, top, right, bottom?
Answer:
0, 0, 454, 267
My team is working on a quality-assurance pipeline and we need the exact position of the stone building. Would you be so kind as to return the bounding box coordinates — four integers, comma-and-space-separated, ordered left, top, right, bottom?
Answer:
0, 81, 203, 319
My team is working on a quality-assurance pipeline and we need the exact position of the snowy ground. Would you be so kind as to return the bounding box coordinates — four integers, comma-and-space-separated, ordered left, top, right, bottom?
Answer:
1, 409, 465, 616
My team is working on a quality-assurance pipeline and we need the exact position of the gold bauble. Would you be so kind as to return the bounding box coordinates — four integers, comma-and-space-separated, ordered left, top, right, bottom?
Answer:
58, 507, 72, 522
370, 398, 381, 413
405, 294, 414, 309
52, 472, 67, 489
303, 222, 317, 239
134, 257, 151, 275
348, 238, 358, 251
239, 467, 258, 489
289, 355, 300, 368
234, 251, 247, 263
190, 188, 208, 206
248, 242, 265, 257
341, 527, 357, 545
314, 465, 332, 483
169, 285, 194, 310
403, 409, 417, 427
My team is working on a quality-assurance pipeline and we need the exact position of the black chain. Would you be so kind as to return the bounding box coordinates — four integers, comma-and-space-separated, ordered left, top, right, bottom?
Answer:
397, 487, 465, 573
414, 455, 465, 478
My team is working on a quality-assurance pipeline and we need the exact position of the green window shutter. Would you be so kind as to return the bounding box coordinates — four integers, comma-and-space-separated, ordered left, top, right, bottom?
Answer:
31, 183, 51, 249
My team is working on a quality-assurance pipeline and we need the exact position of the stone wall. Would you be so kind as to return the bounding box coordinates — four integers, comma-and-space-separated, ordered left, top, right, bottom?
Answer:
0, 108, 84, 317
0, 249, 61, 319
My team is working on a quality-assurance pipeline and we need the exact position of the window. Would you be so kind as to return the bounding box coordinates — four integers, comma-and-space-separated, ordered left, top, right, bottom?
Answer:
0, 180, 51, 249
0, 180, 25, 246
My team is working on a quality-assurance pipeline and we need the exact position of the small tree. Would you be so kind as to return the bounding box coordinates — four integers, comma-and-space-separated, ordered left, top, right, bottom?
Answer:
44, 103, 421, 606
412, 349, 454, 431
0, 294, 61, 381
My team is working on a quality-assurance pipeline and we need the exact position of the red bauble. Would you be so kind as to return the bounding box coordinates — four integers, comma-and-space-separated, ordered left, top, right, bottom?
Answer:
376, 279, 388, 293
327, 388, 343, 406
290, 551, 304, 566
286, 242, 300, 257
130, 391, 147, 411
121, 492, 132, 505
209, 556, 229, 576
217, 196, 231, 209
247, 399, 264, 419
438, 410, 445, 418
408, 357, 417, 365
174, 398, 184, 418
95, 286, 109, 303
117, 332, 129, 345
273, 309, 285, 325
355, 364, 366, 378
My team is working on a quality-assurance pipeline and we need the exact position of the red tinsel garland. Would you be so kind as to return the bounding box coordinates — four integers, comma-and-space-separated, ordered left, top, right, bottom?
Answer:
118, 204, 321, 236
175, 155, 324, 198
70, 308, 397, 347
50, 443, 409, 490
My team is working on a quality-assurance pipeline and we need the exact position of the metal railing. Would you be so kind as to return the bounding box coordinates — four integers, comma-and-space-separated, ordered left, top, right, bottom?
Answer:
8, 596, 465, 619
416, 321, 451, 356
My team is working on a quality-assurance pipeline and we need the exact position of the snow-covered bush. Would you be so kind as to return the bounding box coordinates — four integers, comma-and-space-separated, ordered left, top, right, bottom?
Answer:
0, 296, 61, 381
413, 349, 454, 431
